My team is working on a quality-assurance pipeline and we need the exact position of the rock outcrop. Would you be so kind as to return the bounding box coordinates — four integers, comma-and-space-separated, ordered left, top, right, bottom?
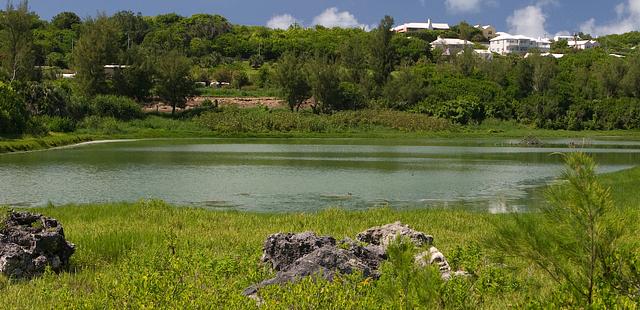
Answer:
260, 232, 336, 271
0, 211, 75, 278
244, 222, 460, 299
356, 221, 433, 250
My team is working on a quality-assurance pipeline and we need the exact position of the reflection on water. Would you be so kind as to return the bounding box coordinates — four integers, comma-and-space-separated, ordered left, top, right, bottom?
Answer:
0, 138, 639, 212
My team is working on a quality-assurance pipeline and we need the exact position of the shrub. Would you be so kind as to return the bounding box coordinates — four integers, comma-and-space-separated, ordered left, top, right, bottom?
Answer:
39, 116, 77, 132
0, 82, 30, 135
429, 96, 485, 125
90, 95, 142, 121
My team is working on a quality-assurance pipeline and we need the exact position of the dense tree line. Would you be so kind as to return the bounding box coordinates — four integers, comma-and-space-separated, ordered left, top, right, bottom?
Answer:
2, 1, 640, 135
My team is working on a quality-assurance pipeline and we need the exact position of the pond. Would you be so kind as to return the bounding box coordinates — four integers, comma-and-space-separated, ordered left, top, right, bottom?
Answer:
1, 138, 639, 212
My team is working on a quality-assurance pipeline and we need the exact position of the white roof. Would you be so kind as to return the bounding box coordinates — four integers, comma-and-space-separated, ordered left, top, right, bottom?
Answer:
474, 25, 493, 30
431, 37, 474, 46
491, 33, 551, 43
567, 40, 598, 46
392, 20, 450, 31
525, 53, 564, 59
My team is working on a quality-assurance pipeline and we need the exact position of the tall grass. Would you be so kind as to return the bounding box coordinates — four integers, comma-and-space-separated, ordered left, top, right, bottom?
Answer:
196, 108, 455, 133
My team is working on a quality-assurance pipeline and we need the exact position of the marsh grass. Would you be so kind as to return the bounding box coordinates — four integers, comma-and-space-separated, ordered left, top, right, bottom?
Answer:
0, 202, 556, 309
0, 134, 92, 154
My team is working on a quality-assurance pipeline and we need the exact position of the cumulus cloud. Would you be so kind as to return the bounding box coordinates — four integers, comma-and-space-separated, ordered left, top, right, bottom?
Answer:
266, 14, 299, 30
579, 0, 640, 36
507, 4, 548, 37
312, 7, 367, 29
445, 0, 482, 13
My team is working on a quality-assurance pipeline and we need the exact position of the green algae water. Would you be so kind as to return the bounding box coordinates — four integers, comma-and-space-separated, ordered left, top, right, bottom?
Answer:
1, 138, 639, 212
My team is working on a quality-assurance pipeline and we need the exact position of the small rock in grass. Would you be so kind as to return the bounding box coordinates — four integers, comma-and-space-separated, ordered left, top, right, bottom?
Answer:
0, 211, 75, 279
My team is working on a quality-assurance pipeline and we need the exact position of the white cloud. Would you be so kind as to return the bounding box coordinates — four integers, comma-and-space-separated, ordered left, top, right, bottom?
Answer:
579, 0, 640, 36
507, 5, 548, 37
266, 14, 299, 30
445, 0, 482, 13
312, 7, 367, 29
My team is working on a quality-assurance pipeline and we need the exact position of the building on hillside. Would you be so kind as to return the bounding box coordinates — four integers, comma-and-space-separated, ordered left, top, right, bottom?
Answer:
554, 35, 578, 42
392, 18, 450, 33
458, 49, 494, 60
431, 37, 474, 55
474, 25, 497, 39
489, 33, 551, 55
567, 40, 600, 50
525, 52, 565, 59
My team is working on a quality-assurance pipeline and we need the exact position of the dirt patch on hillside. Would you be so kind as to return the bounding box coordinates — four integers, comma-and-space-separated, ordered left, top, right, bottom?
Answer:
143, 96, 287, 113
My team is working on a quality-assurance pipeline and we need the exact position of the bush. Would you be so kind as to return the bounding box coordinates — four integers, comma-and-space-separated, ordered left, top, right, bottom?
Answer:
19, 81, 72, 117
428, 96, 485, 125
0, 82, 30, 135
90, 95, 142, 121
38, 116, 77, 133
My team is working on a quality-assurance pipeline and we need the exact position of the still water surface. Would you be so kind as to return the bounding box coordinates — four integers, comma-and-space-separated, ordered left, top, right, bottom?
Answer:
1, 138, 639, 212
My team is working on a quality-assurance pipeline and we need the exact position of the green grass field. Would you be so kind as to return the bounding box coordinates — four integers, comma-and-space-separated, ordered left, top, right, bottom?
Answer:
0, 166, 637, 309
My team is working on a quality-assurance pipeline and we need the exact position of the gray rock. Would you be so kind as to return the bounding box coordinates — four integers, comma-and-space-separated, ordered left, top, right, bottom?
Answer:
0, 211, 75, 278
415, 246, 470, 281
356, 221, 433, 250
244, 245, 377, 297
244, 222, 438, 299
260, 232, 336, 271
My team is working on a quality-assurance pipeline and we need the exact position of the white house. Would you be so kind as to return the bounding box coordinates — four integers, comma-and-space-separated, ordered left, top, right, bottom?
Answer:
431, 37, 473, 55
393, 19, 450, 33
525, 52, 565, 59
567, 40, 600, 50
489, 33, 551, 55
458, 49, 494, 60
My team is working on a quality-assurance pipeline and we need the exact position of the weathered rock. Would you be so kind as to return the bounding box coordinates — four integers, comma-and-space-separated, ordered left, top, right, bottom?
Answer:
356, 221, 433, 250
260, 232, 336, 271
415, 247, 470, 280
244, 245, 377, 298
0, 211, 75, 278
245, 222, 439, 299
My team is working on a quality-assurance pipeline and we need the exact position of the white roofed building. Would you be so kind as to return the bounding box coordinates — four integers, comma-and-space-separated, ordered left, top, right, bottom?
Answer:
489, 33, 551, 55
393, 19, 450, 33
568, 40, 600, 50
431, 37, 474, 55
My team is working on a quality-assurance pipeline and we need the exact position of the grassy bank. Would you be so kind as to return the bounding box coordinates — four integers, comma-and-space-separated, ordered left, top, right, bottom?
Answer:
3, 108, 640, 154
0, 166, 638, 309
0, 134, 93, 154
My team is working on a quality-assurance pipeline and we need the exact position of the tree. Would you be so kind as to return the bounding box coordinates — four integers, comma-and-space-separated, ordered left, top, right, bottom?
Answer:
72, 15, 119, 97
154, 50, 196, 115
51, 12, 81, 30
0, 81, 29, 134
112, 46, 154, 102
110, 11, 149, 49
494, 153, 630, 307
621, 53, 640, 98
370, 16, 395, 90
306, 54, 340, 113
0, 0, 35, 82
272, 52, 310, 111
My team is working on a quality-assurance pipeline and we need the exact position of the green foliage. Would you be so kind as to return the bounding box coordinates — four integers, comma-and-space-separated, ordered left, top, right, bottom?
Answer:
72, 15, 119, 97
370, 16, 395, 89
90, 95, 142, 120
154, 50, 197, 114
196, 108, 453, 133
51, 12, 81, 30
272, 52, 310, 111
494, 153, 637, 307
0, 0, 36, 82
0, 81, 29, 134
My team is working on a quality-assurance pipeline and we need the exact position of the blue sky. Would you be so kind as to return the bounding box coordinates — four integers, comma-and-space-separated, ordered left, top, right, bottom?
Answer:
29, 0, 640, 37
